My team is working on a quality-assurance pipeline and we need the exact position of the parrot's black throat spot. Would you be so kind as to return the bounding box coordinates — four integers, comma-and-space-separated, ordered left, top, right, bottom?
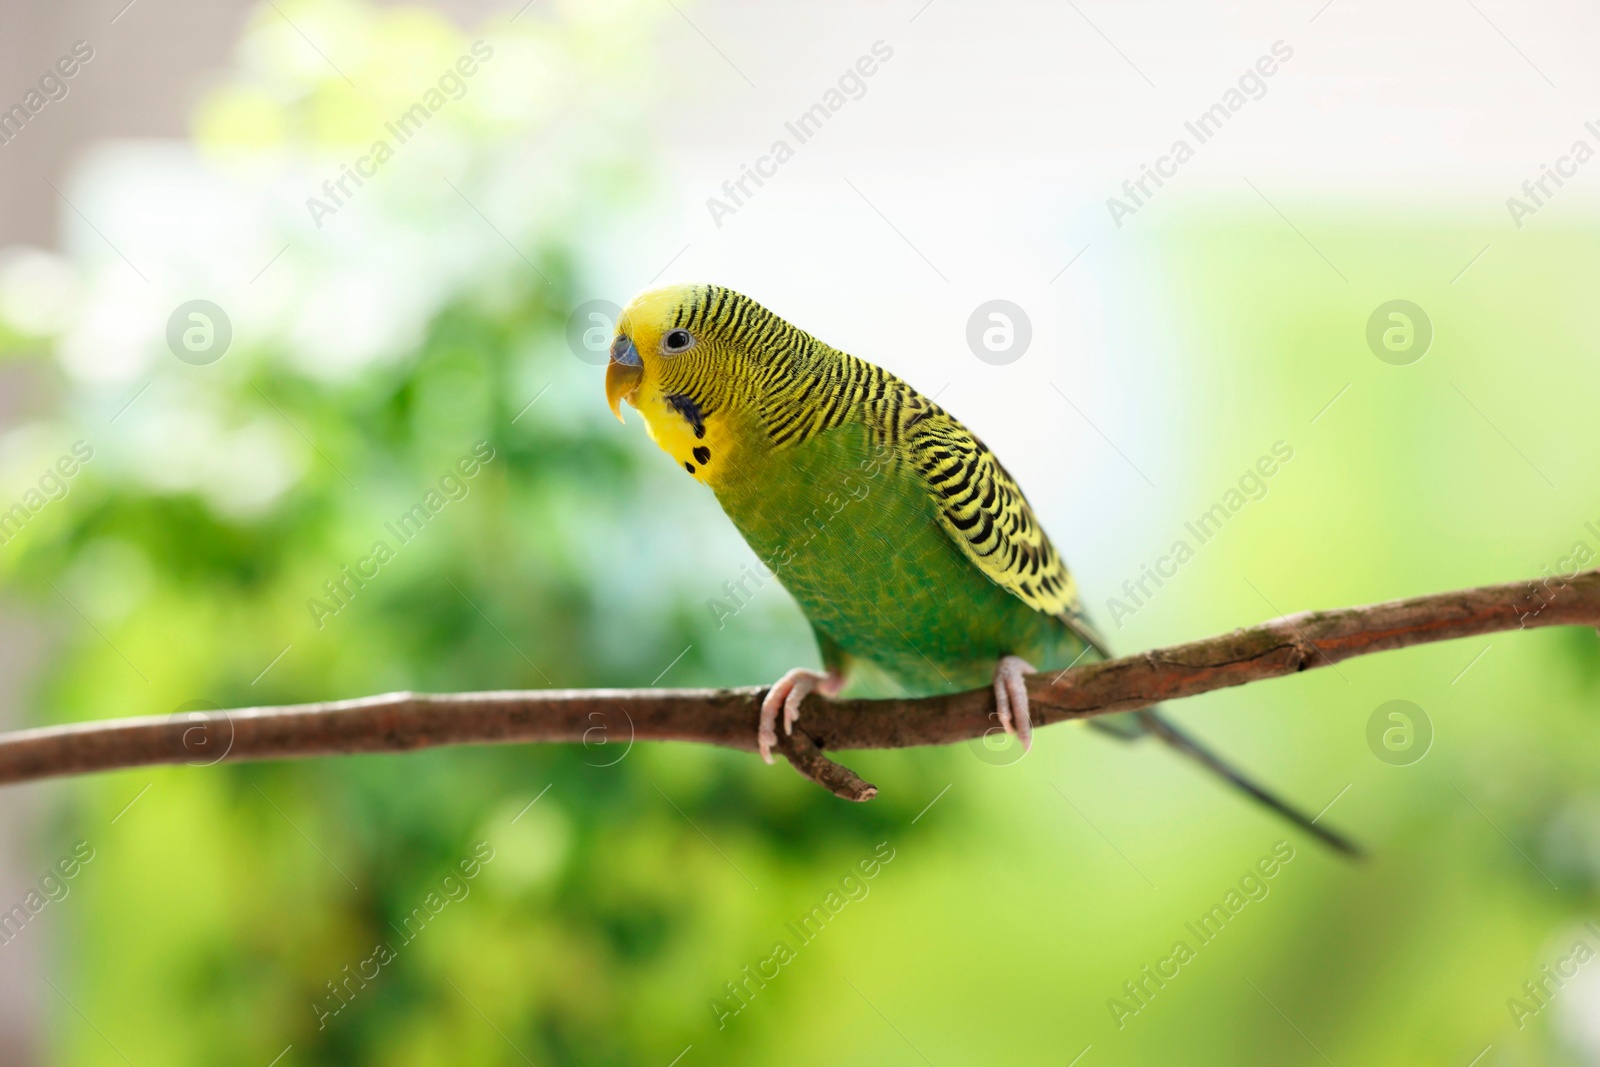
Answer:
665, 393, 706, 439
693, 446, 711, 465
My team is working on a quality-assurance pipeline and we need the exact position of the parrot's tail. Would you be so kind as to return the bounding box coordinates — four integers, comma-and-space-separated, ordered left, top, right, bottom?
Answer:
1127, 708, 1364, 859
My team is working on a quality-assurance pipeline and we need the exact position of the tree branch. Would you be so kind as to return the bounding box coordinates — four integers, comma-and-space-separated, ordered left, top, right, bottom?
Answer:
2, 569, 1595, 800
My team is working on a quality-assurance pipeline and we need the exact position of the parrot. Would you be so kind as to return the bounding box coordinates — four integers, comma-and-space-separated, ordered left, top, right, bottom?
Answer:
604, 282, 1357, 855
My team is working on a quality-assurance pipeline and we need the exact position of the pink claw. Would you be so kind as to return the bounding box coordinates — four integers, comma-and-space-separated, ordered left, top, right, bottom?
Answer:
992, 655, 1037, 754
758, 667, 844, 763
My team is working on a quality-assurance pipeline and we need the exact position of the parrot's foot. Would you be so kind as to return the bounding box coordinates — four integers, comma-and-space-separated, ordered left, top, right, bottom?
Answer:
993, 655, 1037, 753
759, 667, 844, 764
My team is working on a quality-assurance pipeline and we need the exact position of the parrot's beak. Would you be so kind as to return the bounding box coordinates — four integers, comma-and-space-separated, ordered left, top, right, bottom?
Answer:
605, 334, 644, 423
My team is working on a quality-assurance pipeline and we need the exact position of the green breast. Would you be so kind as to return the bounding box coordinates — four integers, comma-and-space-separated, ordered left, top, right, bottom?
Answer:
712, 421, 1087, 696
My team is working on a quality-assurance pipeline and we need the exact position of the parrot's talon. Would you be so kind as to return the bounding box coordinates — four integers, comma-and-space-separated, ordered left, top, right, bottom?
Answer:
993, 656, 1036, 754
759, 667, 844, 763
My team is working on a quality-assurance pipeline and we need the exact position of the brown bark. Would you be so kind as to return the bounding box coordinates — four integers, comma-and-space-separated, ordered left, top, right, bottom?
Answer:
0, 569, 1593, 800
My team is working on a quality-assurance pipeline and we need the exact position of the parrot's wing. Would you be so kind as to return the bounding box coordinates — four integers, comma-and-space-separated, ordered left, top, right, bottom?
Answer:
893, 396, 1361, 857
896, 400, 1088, 620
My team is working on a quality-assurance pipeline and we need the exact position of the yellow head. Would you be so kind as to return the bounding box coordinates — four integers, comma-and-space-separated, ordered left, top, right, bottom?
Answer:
605, 283, 805, 482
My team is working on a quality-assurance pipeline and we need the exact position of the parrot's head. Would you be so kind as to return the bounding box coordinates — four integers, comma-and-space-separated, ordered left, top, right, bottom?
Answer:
605, 282, 763, 424
605, 283, 803, 480
604, 283, 806, 483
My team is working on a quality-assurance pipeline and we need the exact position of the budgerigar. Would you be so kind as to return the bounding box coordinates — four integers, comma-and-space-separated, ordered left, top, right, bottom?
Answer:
604, 283, 1356, 854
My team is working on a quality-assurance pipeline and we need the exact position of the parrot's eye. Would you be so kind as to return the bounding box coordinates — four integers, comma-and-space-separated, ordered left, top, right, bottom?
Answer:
662, 329, 694, 354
